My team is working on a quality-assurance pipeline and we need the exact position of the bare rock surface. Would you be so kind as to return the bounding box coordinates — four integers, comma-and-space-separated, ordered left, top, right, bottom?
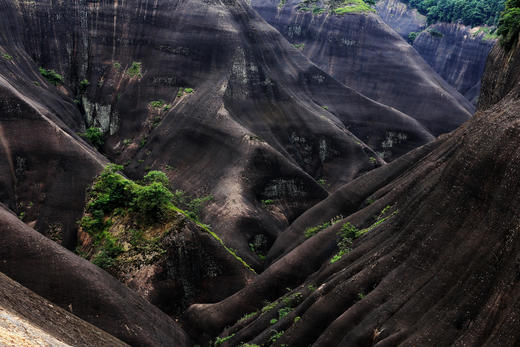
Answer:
0, 0, 438, 269
0, 205, 191, 346
376, 0, 495, 105
184, 39, 520, 347
0, 272, 128, 347
251, 0, 473, 140
413, 23, 495, 103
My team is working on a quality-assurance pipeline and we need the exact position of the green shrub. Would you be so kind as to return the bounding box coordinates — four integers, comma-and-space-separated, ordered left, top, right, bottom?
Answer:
261, 301, 277, 312
330, 207, 398, 263
2, 53, 13, 60
408, 31, 419, 43
269, 330, 284, 343
329, 222, 358, 263
428, 28, 444, 37
113, 61, 121, 70
237, 311, 258, 323
86, 165, 135, 213
80, 127, 104, 149
184, 87, 194, 93
79, 78, 90, 92
498, 6, 520, 48
214, 334, 235, 346
39, 67, 64, 86
278, 307, 292, 319
171, 190, 213, 220
149, 100, 165, 108
92, 234, 123, 270
401, 0, 504, 27
126, 62, 143, 78
133, 182, 174, 221
304, 215, 342, 238
333, 0, 376, 14
143, 170, 170, 186
261, 199, 274, 206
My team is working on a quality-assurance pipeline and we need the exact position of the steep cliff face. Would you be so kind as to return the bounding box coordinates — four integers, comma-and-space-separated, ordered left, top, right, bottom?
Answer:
0, 0, 455, 341
0, 0, 444, 273
185, 40, 520, 346
376, 0, 426, 37
375, 0, 496, 105
479, 36, 520, 109
251, 0, 473, 142
413, 23, 496, 103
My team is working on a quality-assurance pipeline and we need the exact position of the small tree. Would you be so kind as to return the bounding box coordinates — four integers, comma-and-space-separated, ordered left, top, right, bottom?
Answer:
408, 31, 419, 43
498, 7, 520, 48
39, 67, 64, 86
143, 170, 170, 187
79, 79, 90, 92
133, 182, 173, 221
81, 127, 104, 149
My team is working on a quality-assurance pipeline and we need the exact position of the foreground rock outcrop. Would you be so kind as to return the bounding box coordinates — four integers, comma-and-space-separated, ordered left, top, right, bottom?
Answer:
0, 272, 127, 346
0, 205, 191, 346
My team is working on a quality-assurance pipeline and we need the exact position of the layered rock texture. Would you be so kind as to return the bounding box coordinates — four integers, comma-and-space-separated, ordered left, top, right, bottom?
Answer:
413, 23, 496, 104
185, 38, 520, 346
0, 272, 128, 347
0, 0, 447, 273
1, 0, 518, 345
376, 0, 426, 37
0, 205, 191, 346
376, 0, 496, 104
251, 0, 473, 139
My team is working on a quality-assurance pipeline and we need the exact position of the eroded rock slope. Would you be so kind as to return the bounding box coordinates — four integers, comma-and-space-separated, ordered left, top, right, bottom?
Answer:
376, 0, 496, 104
0, 0, 438, 271
184, 35, 520, 347
251, 0, 473, 140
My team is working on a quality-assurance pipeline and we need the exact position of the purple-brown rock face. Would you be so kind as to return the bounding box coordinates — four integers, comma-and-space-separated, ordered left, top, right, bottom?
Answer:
413, 23, 496, 104
0, 0, 442, 271
376, 0, 495, 105
251, 0, 473, 138
184, 40, 520, 346
1, 0, 518, 345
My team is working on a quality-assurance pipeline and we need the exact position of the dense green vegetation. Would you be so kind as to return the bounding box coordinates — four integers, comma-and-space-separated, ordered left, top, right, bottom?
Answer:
39, 67, 64, 85
333, 0, 376, 14
400, 0, 505, 26
297, 0, 375, 14
125, 62, 143, 78
79, 127, 104, 149
498, 0, 520, 47
79, 165, 254, 273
